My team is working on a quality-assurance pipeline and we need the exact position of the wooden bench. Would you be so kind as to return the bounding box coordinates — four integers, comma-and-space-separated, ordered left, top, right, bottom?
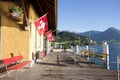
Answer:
3, 55, 31, 79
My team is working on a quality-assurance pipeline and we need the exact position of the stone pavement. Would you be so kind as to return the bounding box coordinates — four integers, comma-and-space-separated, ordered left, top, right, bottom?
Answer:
0, 52, 117, 80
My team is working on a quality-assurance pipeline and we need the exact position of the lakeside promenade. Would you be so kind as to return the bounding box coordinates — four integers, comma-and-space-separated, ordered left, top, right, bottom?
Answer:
0, 51, 117, 80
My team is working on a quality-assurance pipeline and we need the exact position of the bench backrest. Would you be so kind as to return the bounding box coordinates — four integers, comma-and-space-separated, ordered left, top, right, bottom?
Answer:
3, 55, 23, 66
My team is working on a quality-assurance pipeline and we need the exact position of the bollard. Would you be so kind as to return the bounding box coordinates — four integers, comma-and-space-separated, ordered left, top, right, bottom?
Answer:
103, 42, 109, 69
57, 54, 60, 65
74, 54, 76, 66
117, 55, 120, 80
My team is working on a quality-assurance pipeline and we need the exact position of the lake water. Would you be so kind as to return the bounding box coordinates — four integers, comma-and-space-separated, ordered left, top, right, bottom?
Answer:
80, 44, 120, 70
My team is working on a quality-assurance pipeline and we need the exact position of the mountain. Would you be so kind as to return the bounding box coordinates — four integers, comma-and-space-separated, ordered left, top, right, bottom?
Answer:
55, 31, 89, 45
80, 30, 101, 37
80, 27, 120, 43
56, 31, 86, 41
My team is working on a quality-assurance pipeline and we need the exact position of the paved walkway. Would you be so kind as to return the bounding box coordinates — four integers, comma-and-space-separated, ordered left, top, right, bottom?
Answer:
0, 52, 117, 80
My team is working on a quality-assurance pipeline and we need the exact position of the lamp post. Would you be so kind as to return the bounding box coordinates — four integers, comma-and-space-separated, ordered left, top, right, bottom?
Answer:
79, 36, 80, 46
88, 32, 90, 61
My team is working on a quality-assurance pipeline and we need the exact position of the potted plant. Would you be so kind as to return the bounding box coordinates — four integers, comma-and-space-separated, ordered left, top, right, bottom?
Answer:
8, 4, 23, 21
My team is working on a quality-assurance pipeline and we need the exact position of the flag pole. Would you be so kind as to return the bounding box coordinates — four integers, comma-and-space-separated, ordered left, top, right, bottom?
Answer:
51, 29, 57, 33
45, 30, 52, 35
34, 13, 48, 23
27, 13, 49, 26
45, 29, 57, 35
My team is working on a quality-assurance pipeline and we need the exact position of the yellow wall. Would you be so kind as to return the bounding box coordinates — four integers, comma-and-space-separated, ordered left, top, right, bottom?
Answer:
0, 1, 45, 60
0, 1, 29, 59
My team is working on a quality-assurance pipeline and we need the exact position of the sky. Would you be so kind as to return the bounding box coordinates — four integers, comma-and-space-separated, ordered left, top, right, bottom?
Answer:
58, 0, 120, 32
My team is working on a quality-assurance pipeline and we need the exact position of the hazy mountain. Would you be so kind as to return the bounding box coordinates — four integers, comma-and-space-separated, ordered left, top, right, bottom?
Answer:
80, 27, 120, 43
80, 30, 101, 37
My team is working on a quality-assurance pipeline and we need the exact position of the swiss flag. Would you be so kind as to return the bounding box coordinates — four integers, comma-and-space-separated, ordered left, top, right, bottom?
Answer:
34, 14, 48, 36
46, 30, 54, 42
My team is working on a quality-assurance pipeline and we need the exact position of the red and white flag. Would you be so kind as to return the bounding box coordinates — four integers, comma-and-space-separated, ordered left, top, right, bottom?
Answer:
46, 30, 54, 42
34, 14, 48, 36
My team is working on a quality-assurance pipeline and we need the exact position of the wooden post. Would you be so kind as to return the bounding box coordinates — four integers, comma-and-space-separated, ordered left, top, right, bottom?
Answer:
117, 55, 120, 80
74, 54, 76, 66
57, 54, 59, 65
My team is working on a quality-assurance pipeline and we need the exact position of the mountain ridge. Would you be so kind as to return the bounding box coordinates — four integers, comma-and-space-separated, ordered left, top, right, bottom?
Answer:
80, 27, 120, 43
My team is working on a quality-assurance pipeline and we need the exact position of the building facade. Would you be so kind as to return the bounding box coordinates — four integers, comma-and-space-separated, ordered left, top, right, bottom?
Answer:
0, 0, 57, 60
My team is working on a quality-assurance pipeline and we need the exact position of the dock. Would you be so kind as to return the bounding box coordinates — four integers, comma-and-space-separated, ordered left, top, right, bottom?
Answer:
0, 52, 117, 80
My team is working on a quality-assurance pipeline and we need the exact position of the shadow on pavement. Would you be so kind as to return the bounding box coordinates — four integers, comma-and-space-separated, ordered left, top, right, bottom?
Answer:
60, 59, 74, 65
36, 62, 66, 67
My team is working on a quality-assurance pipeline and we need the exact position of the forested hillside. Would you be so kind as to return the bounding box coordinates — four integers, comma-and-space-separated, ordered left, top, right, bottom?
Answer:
55, 31, 89, 46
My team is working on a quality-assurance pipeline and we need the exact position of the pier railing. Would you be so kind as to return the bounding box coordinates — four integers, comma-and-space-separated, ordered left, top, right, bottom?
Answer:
79, 49, 119, 69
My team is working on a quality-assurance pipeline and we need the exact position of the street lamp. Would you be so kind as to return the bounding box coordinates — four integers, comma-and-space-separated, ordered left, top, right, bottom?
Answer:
88, 32, 91, 61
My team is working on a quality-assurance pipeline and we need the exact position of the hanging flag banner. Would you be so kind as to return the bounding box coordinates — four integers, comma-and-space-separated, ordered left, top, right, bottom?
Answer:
46, 30, 54, 42
34, 14, 48, 36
